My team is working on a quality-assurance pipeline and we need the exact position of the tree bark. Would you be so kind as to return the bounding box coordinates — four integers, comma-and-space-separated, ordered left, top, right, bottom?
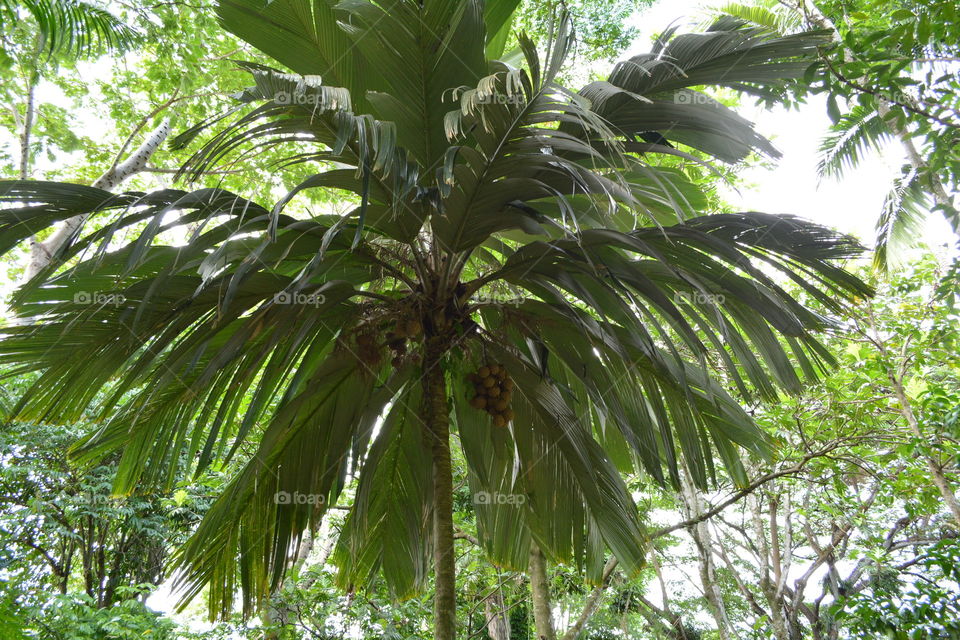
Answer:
679, 470, 733, 640
424, 340, 457, 640
529, 544, 556, 640
483, 588, 511, 640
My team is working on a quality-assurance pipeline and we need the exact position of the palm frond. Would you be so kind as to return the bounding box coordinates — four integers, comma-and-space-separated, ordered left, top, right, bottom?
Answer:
818, 105, 892, 179
0, 3, 872, 622
709, 1, 803, 35
874, 166, 930, 271
334, 383, 433, 600
0, 0, 138, 56
585, 18, 831, 162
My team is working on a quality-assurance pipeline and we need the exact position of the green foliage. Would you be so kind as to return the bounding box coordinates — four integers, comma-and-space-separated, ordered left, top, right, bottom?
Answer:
0, 0, 138, 57
5, 2, 938, 639
814, 0, 960, 189
0, 5, 870, 623
718, 0, 960, 269
834, 540, 960, 639
513, 0, 650, 64
33, 587, 178, 640
0, 407, 223, 637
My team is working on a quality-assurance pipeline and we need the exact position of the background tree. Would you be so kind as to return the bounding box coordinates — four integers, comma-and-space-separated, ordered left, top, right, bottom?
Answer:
717, 0, 960, 269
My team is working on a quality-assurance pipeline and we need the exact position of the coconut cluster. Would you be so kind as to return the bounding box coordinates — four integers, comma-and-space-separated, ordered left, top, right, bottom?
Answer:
353, 316, 422, 369
386, 317, 421, 368
467, 364, 514, 427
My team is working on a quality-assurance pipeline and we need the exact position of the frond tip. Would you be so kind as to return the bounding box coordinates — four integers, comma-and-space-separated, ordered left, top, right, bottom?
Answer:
818, 106, 892, 179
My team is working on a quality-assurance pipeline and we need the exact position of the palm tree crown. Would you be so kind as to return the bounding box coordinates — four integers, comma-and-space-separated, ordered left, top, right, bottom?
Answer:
0, 1, 868, 636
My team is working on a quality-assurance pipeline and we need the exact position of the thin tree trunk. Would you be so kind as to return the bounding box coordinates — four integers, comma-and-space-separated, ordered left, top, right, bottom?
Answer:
559, 557, 617, 640
18, 76, 37, 180
424, 340, 457, 640
483, 588, 511, 640
679, 470, 733, 640
16, 33, 43, 181
791, 0, 959, 235
890, 373, 960, 525
761, 494, 791, 640
864, 306, 960, 526
877, 100, 959, 234
529, 544, 556, 640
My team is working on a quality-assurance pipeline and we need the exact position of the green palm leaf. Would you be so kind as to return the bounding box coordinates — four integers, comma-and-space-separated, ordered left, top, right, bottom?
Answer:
0, 0, 137, 56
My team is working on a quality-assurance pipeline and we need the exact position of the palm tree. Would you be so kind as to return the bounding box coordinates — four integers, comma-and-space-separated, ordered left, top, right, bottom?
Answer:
0, 2, 869, 638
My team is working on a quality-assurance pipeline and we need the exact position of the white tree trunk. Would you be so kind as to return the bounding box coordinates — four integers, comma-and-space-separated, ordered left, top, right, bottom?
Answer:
22, 118, 171, 283
679, 470, 733, 640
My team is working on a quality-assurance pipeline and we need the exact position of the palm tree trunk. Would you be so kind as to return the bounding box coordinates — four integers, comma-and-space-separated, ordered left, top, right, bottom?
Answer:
424, 341, 457, 640
529, 544, 556, 640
